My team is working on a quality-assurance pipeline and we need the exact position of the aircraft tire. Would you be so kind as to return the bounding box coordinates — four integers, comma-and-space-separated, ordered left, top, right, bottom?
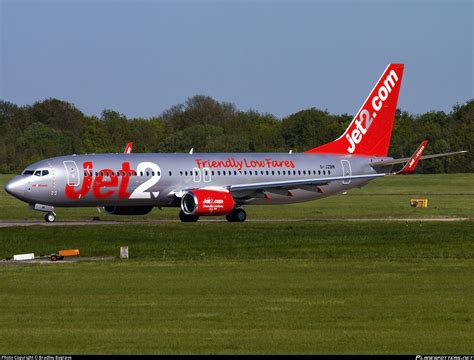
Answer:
45, 212, 56, 223
227, 208, 246, 222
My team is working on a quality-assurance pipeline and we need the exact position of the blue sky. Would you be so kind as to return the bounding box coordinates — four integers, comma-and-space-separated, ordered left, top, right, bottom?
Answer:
1, 0, 472, 119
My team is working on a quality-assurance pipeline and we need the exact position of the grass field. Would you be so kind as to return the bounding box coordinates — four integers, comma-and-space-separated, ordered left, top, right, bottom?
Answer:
0, 173, 473, 221
0, 173, 473, 354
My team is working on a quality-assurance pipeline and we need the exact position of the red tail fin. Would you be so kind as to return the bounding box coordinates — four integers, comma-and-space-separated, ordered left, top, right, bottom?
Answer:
305, 64, 404, 157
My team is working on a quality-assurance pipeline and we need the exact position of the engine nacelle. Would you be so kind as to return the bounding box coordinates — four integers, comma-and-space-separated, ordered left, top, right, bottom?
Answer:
103, 206, 154, 215
181, 189, 235, 216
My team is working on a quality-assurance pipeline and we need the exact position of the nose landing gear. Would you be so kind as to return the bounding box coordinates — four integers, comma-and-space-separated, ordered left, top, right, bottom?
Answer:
44, 212, 57, 223
29, 204, 56, 222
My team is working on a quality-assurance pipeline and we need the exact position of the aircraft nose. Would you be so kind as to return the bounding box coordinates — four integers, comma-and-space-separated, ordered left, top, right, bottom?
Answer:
5, 177, 23, 199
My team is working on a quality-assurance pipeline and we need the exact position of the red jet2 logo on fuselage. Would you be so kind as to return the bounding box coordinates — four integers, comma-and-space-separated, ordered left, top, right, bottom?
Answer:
65, 161, 161, 200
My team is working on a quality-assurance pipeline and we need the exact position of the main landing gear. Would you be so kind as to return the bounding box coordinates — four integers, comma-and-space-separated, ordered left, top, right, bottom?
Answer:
226, 207, 247, 223
178, 208, 247, 223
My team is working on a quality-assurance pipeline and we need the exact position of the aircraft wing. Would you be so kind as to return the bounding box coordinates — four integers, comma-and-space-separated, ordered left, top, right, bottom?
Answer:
370, 150, 467, 168
228, 173, 385, 197
168, 173, 386, 200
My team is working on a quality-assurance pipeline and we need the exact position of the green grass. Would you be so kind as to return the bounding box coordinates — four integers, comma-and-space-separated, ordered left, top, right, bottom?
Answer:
1, 173, 473, 221
1, 173, 472, 354
0, 221, 473, 354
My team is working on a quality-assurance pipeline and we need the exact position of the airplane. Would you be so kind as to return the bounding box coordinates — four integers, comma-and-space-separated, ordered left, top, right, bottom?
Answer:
4, 64, 467, 223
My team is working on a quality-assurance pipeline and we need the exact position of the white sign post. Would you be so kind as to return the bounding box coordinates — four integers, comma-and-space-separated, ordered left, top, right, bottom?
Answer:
120, 246, 129, 259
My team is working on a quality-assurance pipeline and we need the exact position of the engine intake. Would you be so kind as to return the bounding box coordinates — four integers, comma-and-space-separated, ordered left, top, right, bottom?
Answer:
103, 206, 154, 215
181, 189, 235, 216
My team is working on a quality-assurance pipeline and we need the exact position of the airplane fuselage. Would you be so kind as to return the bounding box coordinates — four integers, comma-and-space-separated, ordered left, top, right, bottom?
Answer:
5, 152, 391, 208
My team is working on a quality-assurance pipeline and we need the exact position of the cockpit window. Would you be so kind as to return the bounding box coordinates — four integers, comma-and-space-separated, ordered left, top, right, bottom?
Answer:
22, 169, 49, 176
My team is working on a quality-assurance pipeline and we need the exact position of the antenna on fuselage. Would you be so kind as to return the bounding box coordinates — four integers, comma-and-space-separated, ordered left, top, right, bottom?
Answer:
189, 148, 194, 154
289, 150, 292, 154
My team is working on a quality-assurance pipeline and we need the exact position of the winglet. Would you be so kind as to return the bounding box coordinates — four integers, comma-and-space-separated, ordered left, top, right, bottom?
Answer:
397, 140, 428, 174
124, 142, 133, 154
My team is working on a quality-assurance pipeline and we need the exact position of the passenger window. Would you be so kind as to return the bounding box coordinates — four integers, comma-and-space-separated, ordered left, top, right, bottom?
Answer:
169, 171, 172, 176
151, 171, 155, 176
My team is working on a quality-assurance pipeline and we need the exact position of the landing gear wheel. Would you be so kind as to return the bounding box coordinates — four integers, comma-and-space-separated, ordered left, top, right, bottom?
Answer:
226, 208, 247, 222
179, 210, 199, 223
44, 212, 56, 223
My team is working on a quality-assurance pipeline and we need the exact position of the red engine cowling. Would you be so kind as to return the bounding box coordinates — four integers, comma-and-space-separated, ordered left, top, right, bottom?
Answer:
181, 189, 235, 216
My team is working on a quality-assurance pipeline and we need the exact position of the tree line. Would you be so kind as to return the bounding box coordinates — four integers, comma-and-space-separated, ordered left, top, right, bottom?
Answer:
0, 95, 472, 174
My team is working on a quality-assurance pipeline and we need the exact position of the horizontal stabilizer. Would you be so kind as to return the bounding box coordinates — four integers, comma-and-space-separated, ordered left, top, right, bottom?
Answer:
370, 150, 468, 168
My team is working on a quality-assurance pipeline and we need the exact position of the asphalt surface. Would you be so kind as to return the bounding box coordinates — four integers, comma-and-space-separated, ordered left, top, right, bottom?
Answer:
0, 217, 470, 227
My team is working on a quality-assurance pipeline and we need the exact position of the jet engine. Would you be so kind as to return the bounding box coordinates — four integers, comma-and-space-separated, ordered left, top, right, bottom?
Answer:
103, 206, 154, 215
181, 189, 235, 216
